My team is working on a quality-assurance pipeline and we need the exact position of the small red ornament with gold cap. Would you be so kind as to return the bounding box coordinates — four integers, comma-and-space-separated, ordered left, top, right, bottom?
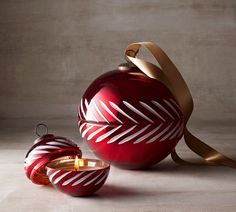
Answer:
24, 124, 82, 185
24, 124, 110, 197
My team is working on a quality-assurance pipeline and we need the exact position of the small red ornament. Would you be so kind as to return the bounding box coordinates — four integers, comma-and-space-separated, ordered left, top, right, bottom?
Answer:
24, 124, 82, 185
78, 63, 184, 169
46, 157, 110, 197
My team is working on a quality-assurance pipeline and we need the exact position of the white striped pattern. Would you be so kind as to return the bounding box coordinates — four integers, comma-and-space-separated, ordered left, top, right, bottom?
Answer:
46, 141, 71, 147
47, 169, 109, 188
80, 99, 181, 124
62, 172, 84, 186
87, 125, 108, 140
96, 125, 122, 143
79, 123, 86, 133
53, 171, 72, 184
82, 125, 94, 138
34, 145, 61, 150
24, 156, 40, 165
152, 100, 175, 119
46, 169, 52, 176
108, 125, 136, 144
28, 150, 49, 156
80, 98, 86, 119
123, 101, 154, 123
54, 138, 77, 146
118, 124, 151, 144
146, 122, 173, 144
49, 170, 61, 182
92, 100, 110, 123
72, 171, 97, 186
100, 100, 123, 124
109, 101, 138, 124
163, 99, 180, 118
139, 101, 165, 122
25, 137, 79, 175
169, 98, 181, 109
83, 171, 104, 186
95, 170, 109, 185
133, 124, 163, 144
79, 98, 183, 145
85, 99, 99, 122
177, 126, 184, 137
160, 121, 181, 142
170, 123, 183, 140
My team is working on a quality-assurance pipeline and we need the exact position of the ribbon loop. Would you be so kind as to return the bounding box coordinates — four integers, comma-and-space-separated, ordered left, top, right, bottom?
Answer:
125, 41, 236, 169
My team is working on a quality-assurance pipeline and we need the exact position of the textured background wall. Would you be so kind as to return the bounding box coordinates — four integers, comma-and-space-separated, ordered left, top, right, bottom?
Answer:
0, 0, 235, 127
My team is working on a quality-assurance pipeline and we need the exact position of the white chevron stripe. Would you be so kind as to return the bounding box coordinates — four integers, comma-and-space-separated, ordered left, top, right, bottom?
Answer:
49, 170, 61, 182
53, 171, 72, 184
91, 100, 110, 123
169, 98, 181, 109
80, 98, 86, 119
152, 101, 175, 119
164, 99, 180, 118
83, 171, 104, 186
82, 125, 94, 138
95, 170, 109, 185
85, 99, 99, 122
100, 100, 123, 124
24, 156, 40, 164
140, 101, 166, 122
177, 126, 184, 137
54, 138, 77, 146
79, 123, 86, 133
62, 172, 84, 186
72, 171, 97, 186
34, 145, 61, 150
84, 98, 89, 109
160, 121, 181, 142
96, 125, 122, 143
87, 125, 108, 140
170, 123, 183, 140
133, 124, 163, 144
123, 101, 154, 123
109, 101, 138, 124
146, 122, 173, 144
118, 124, 151, 144
78, 106, 82, 119
108, 125, 136, 144
29, 149, 49, 156
46, 141, 71, 147
46, 169, 53, 176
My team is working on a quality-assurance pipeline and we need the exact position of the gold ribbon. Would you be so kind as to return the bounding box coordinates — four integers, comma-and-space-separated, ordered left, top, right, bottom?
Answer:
125, 41, 236, 168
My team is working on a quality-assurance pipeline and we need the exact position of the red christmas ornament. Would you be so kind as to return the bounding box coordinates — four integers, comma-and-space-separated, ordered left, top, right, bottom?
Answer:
78, 64, 184, 169
24, 124, 82, 185
46, 157, 110, 197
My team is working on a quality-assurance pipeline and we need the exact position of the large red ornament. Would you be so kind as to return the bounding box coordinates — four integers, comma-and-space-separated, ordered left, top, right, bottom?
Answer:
78, 64, 184, 169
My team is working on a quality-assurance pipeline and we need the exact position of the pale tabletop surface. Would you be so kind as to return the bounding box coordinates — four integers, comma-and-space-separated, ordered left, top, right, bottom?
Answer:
1, 121, 236, 212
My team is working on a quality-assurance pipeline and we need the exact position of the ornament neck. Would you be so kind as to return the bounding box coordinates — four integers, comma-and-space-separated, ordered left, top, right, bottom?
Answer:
118, 62, 135, 71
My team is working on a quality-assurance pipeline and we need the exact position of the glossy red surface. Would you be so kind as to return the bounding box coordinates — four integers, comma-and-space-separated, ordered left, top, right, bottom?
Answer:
24, 134, 82, 185
78, 65, 184, 169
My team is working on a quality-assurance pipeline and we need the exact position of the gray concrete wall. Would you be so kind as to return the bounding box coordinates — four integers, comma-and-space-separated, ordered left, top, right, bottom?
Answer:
0, 0, 235, 127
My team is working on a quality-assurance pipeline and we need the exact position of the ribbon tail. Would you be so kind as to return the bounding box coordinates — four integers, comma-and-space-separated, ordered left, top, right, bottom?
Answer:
171, 128, 236, 169
125, 41, 236, 169
184, 128, 236, 169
